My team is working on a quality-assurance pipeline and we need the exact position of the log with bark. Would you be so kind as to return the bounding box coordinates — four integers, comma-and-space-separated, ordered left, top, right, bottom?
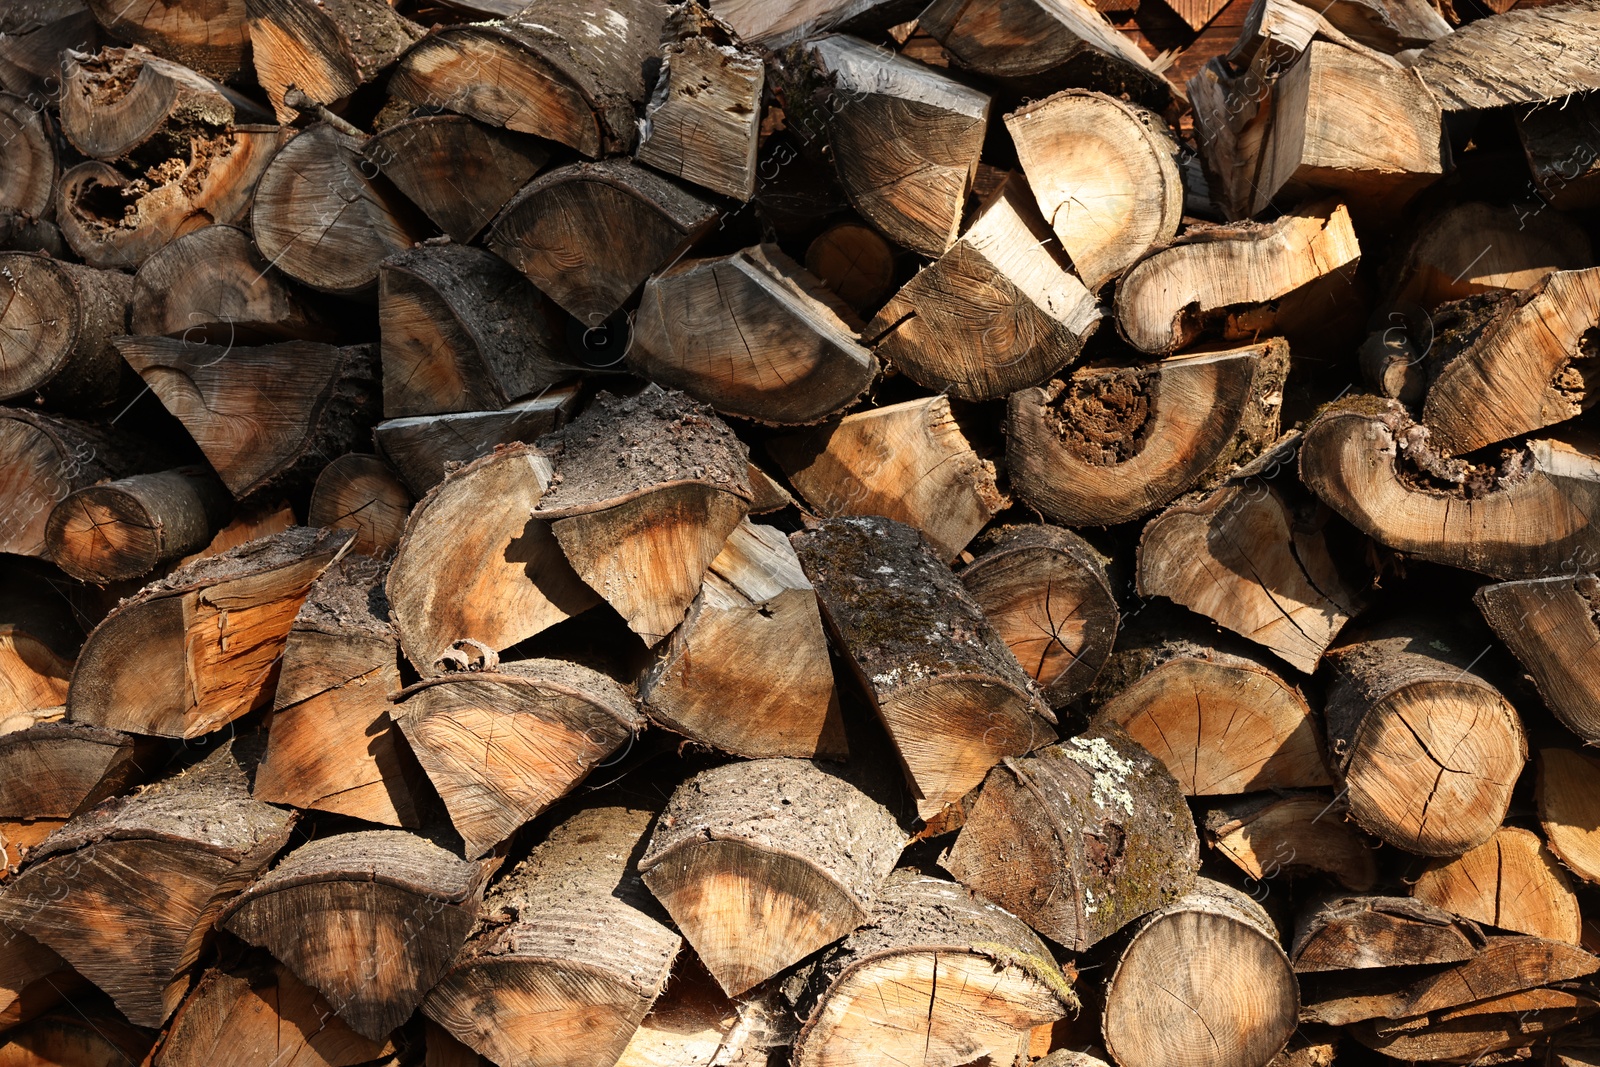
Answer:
0, 92, 57, 219
0, 718, 155, 821
82, 0, 247, 78
1386, 200, 1593, 312
1291, 894, 1486, 972
1539, 748, 1600, 887
243, 0, 421, 121
44, 465, 232, 583
1411, 1, 1600, 112
0, 252, 131, 410
1477, 575, 1600, 744
306, 454, 413, 557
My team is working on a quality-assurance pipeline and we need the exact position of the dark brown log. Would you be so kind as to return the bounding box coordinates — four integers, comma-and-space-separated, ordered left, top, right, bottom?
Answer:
804, 222, 895, 313
630, 244, 878, 425
1102, 878, 1299, 1067
1412, 2, 1600, 111
1351, 987, 1600, 1063
0, 719, 155, 819
244, 0, 422, 121
1477, 577, 1600, 744
1204, 792, 1378, 892
0, 739, 296, 1026
0, 3, 97, 101
45, 466, 232, 583
83, 0, 248, 78
0, 563, 81, 726
1323, 618, 1527, 856
221, 830, 496, 1040
307, 454, 413, 557
58, 46, 261, 161
0, 211, 65, 256
706, 0, 920, 46
1299, 397, 1600, 580
392, 659, 643, 858
792, 516, 1053, 821
638, 519, 845, 759
0, 926, 82, 1032
1539, 747, 1600, 887
1291, 894, 1486, 972
1414, 827, 1582, 943
379, 242, 570, 420
67, 526, 353, 738
0, 1008, 155, 1065
423, 804, 681, 1067
0, 252, 131, 410
945, 723, 1200, 952
0, 93, 56, 218
373, 386, 580, 497
365, 115, 549, 244
1388, 201, 1593, 312
116, 336, 380, 500
388, 0, 671, 157
1518, 94, 1600, 211
253, 556, 428, 828
785, 872, 1078, 1067
770, 395, 1005, 562
1007, 339, 1289, 527
487, 160, 718, 326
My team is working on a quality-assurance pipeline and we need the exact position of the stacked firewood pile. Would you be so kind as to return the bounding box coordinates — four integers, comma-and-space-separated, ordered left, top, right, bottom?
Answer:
3, 0, 1600, 1064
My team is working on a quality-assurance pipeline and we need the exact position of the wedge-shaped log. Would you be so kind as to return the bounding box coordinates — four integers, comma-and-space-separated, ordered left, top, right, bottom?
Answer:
532, 390, 752, 645
488, 160, 717, 326
1115, 204, 1360, 355
0, 4, 99, 100
1388, 201, 1592, 312
1414, 827, 1582, 944
116, 336, 379, 499
640, 760, 901, 996
960, 524, 1118, 707
1477, 576, 1600, 743
1300, 397, 1600, 580
793, 517, 1053, 821
1324, 619, 1527, 856
1204, 792, 1377, 893
68, 526, 352, 738
1008, 339, 1289, 527
389, 0, 669, 157
1102, 879, 1299, 1067
0, 740, 295, 1027
374, 388, 580, 498
254, 556, 428, 828
392, 659, 642, 858
1539, 748, 1600, 886
0, 92, 57, 217
84, 0, 247, 78
424, 805, 680, 1067
366, 115, 549, 243
0, 565, 80, 723
222, 830, 495, 1040
866, 175, 1100, 401
771, 395, 1004, 562
46, 466, 232, 583
59, 46, 258, 161
379, 242, 570, 419
1291, 894, 1485, 973
1412, 1, 1600, 112
0, 720, 155, 820
632, 244, 877, 425
1006, 89, 1181, 290
637, 19, 761, 202
639, 520, 843, 759
307, 454, 412, 557
0, 252, 131, 411
807, 35, 989, 258
945, 725, 1200, 952
244, 0, 421, 121
787, 872, 1078, 1067
0, 926, 81, 1032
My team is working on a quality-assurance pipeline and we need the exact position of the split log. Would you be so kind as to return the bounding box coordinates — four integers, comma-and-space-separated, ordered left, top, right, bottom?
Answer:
806, 35, 990, 258
129, 224, 334, 343
0, 4, 98, 101
1005, 89, 1181, 290
531, 390, 752, 645
1204, 793, 1378, 892
792, 516, 1053, 821
785, 871, 1078, 1067
636, 11, 762, 201
770, 395, 1005, 562
188, 498, 296, 563
82, 0, 248, 78
307, 454, 412, 557
640, 759, 901, 995
391, 659, 643, 858
58, 46, 259, 161
638, 519, 844, 759
44, 466, 231, 584
944, 724, 1200, 952
1007, 339, 1289, 527
959, 524, 1118, 707
0, 564, 80, 724
1388, 201, 1593, 311
612, 959, 782, 1067
0, 739, 296, 1026
0, 1008, 155, 1065
115, 336, 380, 499
1092, 622, 1332, 794
864, 174, 1101, 401
1323, 619, 1527, 856
805, 223, 895, 312
0, 252, 131, 410
1299, 397, 1600, 580
365, 115, 548, 244
253, 556, 428, 828
250, 123, 428, 295
373, 387, 580, 497
1519, 95, 1600, 211
0, 720, 154, 819
378, 238, 570, 420
67, 526, 352, 738
1477, 577, 1600, 744
386, 441, 599, 671
1413, 826, 1581, 944
486, 160, 718, 326
1101, 878, 1299, 1067
0, 927, 80, 1032
0, 92, 56, 217
1540, 748, 1600, 886
1114, 203, 1361, 355
1137, 451, 1366, 673
1420, 267, 1600, 455
705, 0, 919, 46
156, 958, 395, 1067
423, 804, 680, 1067
630, 244, 878, 424
1350, 987, 1600, 1063
56, 128, 290, 270
1412, 1, 1600, 112
1299, 0, 1449, 52
244, 0, 422, 121
388, 0, 671, 157
221, 830, 495, 1039
1291, 894, 1485, 972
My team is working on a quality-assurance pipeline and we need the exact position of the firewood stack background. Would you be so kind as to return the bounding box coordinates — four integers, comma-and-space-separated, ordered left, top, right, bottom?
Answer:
4, 0, 1600, 1063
